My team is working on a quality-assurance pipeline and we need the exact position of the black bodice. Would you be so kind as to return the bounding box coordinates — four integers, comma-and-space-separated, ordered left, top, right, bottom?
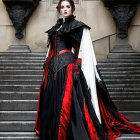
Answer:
46, 15, 90, 73
50, 29, 76, 54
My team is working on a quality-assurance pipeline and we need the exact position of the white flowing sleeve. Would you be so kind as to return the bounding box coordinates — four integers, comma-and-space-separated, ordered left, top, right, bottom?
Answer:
78, 28, 102, 124
46, 45, 50, 58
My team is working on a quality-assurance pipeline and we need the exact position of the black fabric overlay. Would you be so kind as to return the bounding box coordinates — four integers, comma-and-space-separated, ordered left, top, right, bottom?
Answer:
40, 67, 67, 140
39, 65, 108, 140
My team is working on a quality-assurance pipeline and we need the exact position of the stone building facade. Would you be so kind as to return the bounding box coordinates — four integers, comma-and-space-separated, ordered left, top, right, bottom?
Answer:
1, 0, 140, 58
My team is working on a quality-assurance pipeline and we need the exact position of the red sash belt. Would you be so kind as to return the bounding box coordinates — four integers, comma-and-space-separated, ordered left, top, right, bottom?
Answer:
58, 50, 71, 55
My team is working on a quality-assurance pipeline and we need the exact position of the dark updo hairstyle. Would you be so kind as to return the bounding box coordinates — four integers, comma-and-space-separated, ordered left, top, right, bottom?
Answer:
56, 0, 75, 13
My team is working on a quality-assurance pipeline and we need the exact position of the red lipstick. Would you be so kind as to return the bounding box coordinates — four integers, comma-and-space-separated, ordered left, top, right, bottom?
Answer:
64, 12, 67, 14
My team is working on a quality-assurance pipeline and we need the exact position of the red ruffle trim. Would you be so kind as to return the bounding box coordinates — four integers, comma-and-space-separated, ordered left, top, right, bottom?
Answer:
116, 110, 140, 133
98, 93, 140, 140
98, 94, 121, 140
58, 63, 74, 140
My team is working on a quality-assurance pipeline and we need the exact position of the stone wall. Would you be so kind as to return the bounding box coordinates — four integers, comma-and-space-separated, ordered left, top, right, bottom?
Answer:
1, 0, 140, 58
128, 3, 140, 52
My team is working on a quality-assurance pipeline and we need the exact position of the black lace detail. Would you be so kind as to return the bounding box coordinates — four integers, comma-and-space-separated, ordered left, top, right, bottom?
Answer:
48, 52, 76, 73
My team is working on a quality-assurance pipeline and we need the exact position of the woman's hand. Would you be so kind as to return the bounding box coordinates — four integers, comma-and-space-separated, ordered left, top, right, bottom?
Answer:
73, 58, 81, 81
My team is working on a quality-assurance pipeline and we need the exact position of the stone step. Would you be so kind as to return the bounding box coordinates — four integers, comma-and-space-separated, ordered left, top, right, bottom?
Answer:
0, 99, 139, 111
109, 92, 140, 100
98, 59, 140, 63
0, 92, 39, 100
0, 70, 43, 75
108, 52, 140, 55
104, 79, 140, 84
113, 100, 140, 111
0, 56, 138, 61
0, 85, 40, 92
2, 58, 140, 63
7, 45, 31, 53
0, 137, 38, 140
111, 46, 134, 49
98, 63, 140, 67
110, 94, 140, 100
0, 111, 36, 121
111, 45, 133, 49
111, 46, 135, 51
111, 47, 134, 50
0, 121, 35, 132
101, 71, 140, 75
0, 132, 37, 137
116, 134, 140, 140
0, 63, 43, 67
0, 60, 44, 63
98, 67, 140, 71
106, 84, 140, 88
111, 49, 136, 53
3, 91, 135, 101
0, 81, 40, 85
109, 92, 140, 95
0, 100, 38, 111
0, 59, 140, 64
0, 75, 42, 80
0, 87, 39, 92
0, 52, 46, 56
0, 132, 39, 140
108, 53, 140, 59
108, 87, 140, 92
0, 133, 140, 140
0, 121, 139, 133
0, 56, 45, 60
120, 111, 140, 122
0, 67, 42, 70
108, 56, 140, 59
2, 69, 139, 75
0, 79, 41, 81
102, 75, 140, 79
0, 110, 139, 122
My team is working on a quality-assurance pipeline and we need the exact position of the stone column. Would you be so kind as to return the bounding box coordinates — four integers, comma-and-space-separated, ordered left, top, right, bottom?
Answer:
2, 0, 40, 52
101, 0, 139, 52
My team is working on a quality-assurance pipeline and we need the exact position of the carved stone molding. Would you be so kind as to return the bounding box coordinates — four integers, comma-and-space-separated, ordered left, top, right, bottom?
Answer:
53, 0, 79, 4
2, 0, 40, 39
101, 0, 139, 39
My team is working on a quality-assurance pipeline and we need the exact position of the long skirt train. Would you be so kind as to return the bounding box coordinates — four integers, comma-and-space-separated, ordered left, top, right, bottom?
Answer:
35, 63, 140, 140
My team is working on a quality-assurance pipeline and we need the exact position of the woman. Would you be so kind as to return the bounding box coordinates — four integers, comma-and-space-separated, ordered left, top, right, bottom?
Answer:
35, 0, 140, 139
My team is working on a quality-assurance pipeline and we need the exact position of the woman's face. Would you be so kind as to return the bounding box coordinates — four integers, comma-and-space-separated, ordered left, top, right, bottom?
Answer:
60, 1, 72, 18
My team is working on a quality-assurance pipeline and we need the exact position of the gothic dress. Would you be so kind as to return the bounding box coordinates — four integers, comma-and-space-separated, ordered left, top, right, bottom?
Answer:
35, 15, 140, 140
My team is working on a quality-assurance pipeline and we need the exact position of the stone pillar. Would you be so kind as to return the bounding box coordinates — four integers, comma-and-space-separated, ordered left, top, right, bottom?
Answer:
2, 0, 40, 52
101, 0, 139, 52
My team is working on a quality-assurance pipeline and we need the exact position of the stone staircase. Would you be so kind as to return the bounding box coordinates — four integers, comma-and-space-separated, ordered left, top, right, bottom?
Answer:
0, 52, 44, 140
0, 47, 139, 139
98, 46, 140, 139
